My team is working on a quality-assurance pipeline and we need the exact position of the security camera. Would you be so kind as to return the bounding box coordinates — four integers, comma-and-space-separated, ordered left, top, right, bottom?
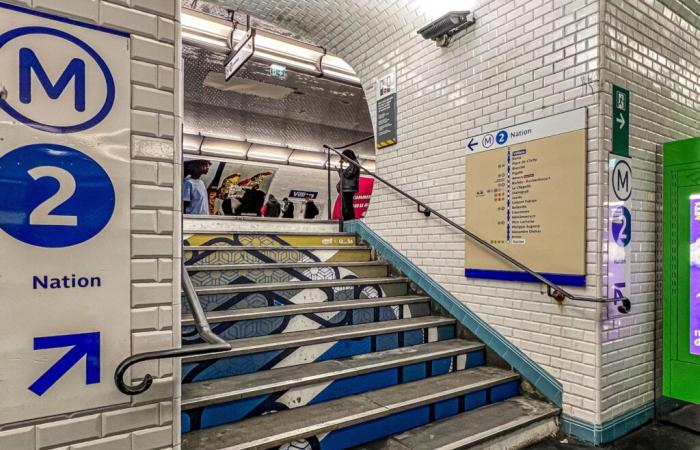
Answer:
417, 11, 475, 47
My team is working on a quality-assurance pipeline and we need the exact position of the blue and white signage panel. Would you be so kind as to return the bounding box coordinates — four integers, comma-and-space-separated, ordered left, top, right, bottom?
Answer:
0, 3, 131, 423
465, 109, 586, 155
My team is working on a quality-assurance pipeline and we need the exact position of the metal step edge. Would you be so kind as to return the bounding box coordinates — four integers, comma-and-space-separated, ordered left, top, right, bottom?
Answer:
184, 245, 371, 251
182, 339, 485, 410
182, 296, 431, 325
182, 316, 456, 363
184, 231, 357, 236
193, 277, 409, 295
181, 367, 520, 450
358, 397, 560, 450
186, 261, 387, 271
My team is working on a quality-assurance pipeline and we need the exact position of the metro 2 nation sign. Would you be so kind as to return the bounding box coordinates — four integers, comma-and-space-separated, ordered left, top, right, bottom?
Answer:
0, 3, 132, 423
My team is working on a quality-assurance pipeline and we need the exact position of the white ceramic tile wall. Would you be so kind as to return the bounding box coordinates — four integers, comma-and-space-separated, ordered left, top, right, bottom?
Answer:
0, 1, 182, 449
226, 0, 700, 426
599, 0, 700, 423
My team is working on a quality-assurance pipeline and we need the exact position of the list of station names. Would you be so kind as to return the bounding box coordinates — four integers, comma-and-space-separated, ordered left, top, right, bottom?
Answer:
508, 149, 551, 244
465, 128, 586, 277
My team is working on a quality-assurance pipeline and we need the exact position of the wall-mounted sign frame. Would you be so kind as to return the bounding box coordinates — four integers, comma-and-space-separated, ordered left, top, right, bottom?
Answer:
376, 70, 397, 149
464, 109, 587, 286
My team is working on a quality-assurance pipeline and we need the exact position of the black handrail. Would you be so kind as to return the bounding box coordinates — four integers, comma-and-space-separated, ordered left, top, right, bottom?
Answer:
114, 264, 232, 395
323, 141, 630, 312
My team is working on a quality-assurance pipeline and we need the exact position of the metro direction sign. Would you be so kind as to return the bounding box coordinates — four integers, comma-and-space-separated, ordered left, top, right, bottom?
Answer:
0, 3, 131, 423
612, 85, 630, 157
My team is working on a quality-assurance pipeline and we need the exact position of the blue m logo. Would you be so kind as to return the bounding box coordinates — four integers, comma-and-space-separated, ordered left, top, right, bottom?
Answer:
19, 47, 86, 112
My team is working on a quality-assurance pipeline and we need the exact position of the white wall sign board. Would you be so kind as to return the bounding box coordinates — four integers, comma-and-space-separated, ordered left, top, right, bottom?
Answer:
464, 109, 587, 286
0, 3, 130, 423
607, 157, 633, 316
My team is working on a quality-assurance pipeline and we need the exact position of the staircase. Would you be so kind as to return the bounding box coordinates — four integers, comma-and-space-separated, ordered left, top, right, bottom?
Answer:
180, 219, 559, 450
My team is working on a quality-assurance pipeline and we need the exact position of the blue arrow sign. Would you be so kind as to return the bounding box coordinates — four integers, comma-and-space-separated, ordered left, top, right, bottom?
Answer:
29, 332, 100, 396
467, 138, 478, 151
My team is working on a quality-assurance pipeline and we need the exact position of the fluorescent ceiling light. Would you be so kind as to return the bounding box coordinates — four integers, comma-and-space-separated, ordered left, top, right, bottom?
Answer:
288, 149, 327, 167
247, 144, 292, 163
181, 8, 360, 85
182, 30, 228, 52
200, 137, 250, 158
321, 67, 361, 85
253, 49, 320, 73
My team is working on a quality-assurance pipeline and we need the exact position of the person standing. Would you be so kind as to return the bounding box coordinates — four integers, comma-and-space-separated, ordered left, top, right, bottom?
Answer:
303, 195, 319, 219
183, 159, 211, 215
339, 149, 360, 220
281, 198, 295, 218
264, 195, 281, 218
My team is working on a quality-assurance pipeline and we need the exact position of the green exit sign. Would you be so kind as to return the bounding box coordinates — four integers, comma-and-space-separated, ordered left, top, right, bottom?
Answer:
612, 85, 630, 157
270, 64, 287, 79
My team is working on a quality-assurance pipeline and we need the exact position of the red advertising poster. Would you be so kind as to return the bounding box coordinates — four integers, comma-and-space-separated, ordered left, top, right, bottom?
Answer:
332, 176, 375, 219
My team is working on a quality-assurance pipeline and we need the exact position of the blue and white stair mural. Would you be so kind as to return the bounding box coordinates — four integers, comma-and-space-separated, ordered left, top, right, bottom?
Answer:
180, 227, 560, 449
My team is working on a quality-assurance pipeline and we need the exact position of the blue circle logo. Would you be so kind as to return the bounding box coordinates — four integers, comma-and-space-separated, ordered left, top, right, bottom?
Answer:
496, 130, 508, 145
0, 143, 115, 247
0, 26, 115, 133
611, 206, 632, 247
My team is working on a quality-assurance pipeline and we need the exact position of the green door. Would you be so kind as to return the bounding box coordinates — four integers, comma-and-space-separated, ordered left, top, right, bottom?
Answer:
664, 136, 700, 403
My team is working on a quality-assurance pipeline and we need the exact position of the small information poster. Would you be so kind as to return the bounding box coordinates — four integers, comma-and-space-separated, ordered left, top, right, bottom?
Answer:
464, 109, 587, 286
690, 195, 700, 354
376, 71, 397, 149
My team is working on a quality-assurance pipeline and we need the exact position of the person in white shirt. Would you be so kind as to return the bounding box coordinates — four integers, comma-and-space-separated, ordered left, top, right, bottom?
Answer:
183, 159, 211, 215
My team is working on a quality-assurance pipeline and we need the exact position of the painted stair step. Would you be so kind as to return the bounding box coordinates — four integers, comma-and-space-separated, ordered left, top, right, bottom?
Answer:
184, 246, 373, 265
181, 367, 520, 450
182, 339, 485, 409
192, 277, 409, 295
183, 316, 455, 364
185, 245, 369, 251
186, 261, 389, 272
356, 397, 560, 450
181, 297, 431, 343
183, 281, 409, 314
181, 317, 456, 383
180, 340, 486, 433
182, 296, 430, 325
183, 232, 358, 248
186, 262, 390, 287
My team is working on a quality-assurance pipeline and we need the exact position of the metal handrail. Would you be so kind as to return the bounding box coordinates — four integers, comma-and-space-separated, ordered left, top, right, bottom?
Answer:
114, 264, 231, 395
324, 141, 630, 311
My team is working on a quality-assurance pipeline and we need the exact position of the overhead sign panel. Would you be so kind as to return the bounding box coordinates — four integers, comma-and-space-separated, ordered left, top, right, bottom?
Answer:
464, 109, 587, 286
225, 30, 254, 81
0, 3, 131, 423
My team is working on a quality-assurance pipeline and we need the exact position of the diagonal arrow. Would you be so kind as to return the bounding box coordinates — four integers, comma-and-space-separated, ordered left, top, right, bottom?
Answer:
467, 138, 478, 151
616, 112, 626, 129
28, 332, 100, 396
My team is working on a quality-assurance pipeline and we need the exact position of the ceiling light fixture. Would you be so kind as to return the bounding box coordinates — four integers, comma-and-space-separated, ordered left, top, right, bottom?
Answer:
417, 11, 475, 47
182, 8, 361, 86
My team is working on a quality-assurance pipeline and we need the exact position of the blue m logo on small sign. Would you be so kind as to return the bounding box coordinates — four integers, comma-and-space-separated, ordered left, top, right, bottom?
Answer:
19, 47, 86, 112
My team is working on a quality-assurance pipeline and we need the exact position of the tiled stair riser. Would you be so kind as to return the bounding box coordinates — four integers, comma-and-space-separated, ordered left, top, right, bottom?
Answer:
182, 349, 487, 433
184, 248, 372, 266
182, 325, 456, 383
182, 303, 430, 343
184, 233, 358, 248
183, 282, 408, 314
187, 265, 389, 287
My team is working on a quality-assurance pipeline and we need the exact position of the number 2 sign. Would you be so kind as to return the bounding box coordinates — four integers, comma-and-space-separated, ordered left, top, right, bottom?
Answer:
0, 143, 115, 247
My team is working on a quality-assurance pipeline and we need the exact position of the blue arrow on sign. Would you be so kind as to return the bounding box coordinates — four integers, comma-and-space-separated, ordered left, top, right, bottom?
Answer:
467, 138, 478, 151
28, 332, 100, 396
